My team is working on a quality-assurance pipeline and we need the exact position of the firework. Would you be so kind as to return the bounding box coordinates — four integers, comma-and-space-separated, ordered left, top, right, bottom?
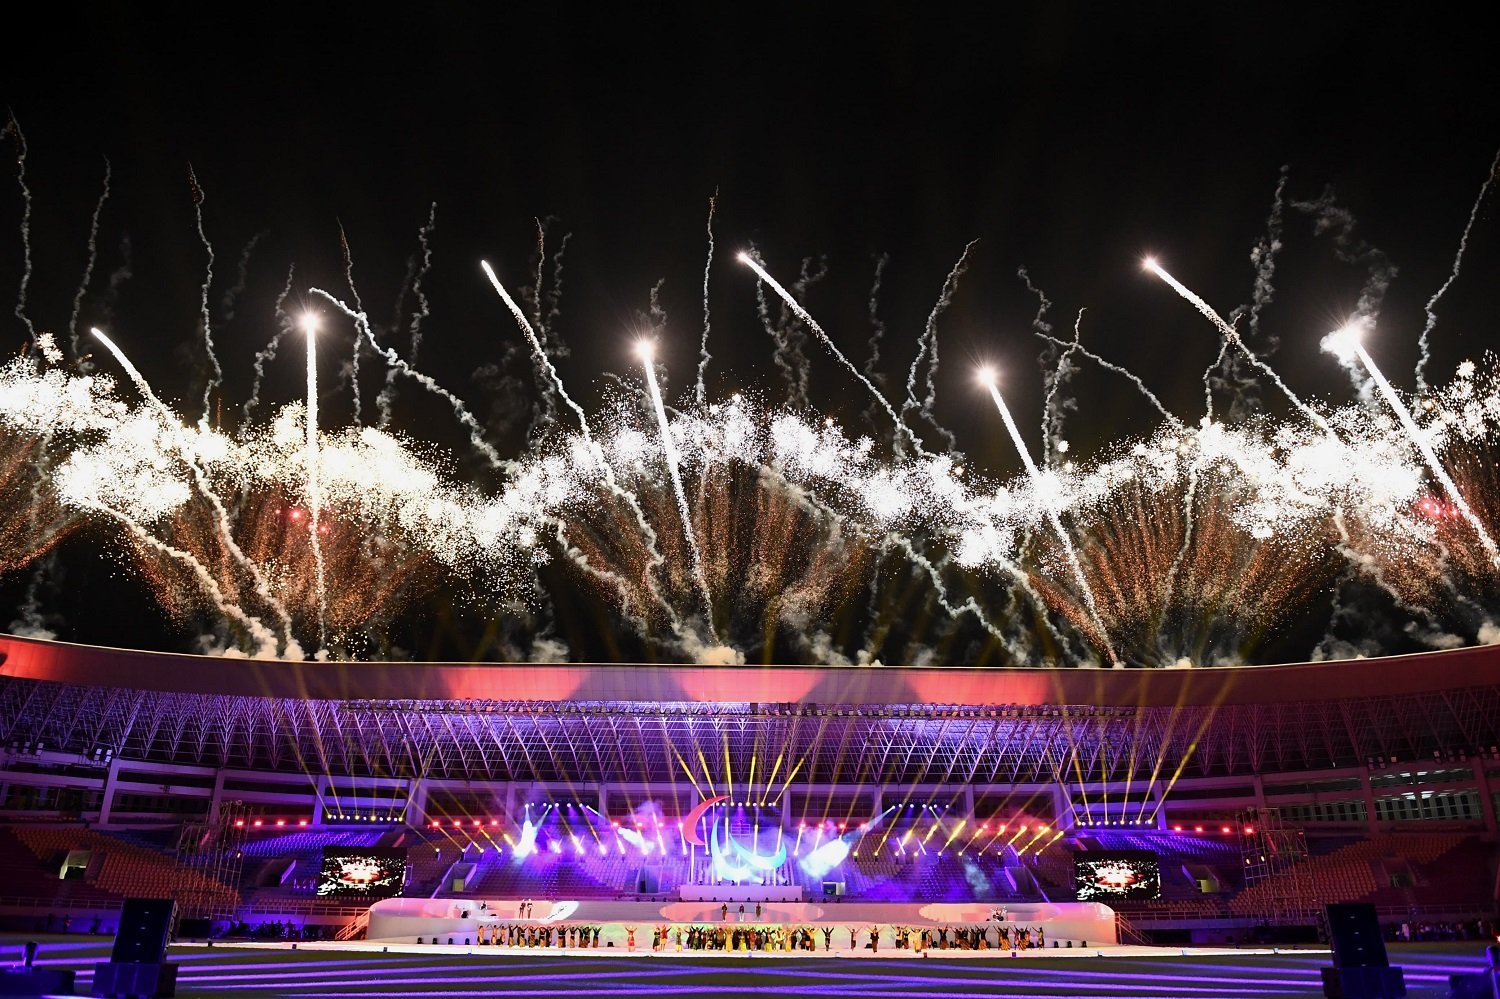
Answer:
0, 424, 77, 575
1025, 469, 1339, 666
1324, 323, 1500, 569
979, 367, 1115, 664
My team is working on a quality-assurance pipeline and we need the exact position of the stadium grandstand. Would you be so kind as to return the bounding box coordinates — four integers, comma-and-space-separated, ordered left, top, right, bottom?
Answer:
0, 630, 1495, 953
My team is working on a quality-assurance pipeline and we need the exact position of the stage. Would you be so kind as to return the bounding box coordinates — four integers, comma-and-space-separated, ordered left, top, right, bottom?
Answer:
362, 896, 1119, 950
5, 936, 1491, 997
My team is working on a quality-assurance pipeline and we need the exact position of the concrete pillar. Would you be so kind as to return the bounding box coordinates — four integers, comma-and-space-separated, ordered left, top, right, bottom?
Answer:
96, 758, 122, 826
312, 775, 332, 826
1051, 783, 1074, 830
406, 779, 428, 827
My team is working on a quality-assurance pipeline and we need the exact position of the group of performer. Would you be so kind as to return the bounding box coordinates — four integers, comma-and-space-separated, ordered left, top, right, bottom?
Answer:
423, 921, 1053, 952
903, 924, 1046, 951
459, 923, 603, 948
641, 923, 832, 952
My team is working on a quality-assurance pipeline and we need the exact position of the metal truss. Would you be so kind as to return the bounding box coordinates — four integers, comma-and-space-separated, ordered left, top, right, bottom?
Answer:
3, 678, 1497, 786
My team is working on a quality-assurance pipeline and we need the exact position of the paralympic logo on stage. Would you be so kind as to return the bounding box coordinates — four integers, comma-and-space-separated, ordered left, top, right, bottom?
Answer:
682, 794, 787, 882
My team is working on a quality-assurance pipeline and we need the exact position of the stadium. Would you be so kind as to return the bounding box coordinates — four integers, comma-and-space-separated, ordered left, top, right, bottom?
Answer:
1, 630, 1496, 996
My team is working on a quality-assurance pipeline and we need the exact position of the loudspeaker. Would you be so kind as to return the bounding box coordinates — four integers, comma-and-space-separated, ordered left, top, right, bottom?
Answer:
175, 918, 211, 940
1447, 969, 1500, 999
0, 968, 77, 996
1319, 965, 1406, 999
110, 900, 175, 965
1326, 903, 1388, 969
91, 961, 177, 999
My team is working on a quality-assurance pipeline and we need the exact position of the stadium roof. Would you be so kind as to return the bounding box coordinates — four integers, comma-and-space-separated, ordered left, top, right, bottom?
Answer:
3, 634, 1498, 784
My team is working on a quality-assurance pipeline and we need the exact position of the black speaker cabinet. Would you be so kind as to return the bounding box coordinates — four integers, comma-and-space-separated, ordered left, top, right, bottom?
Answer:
1326, 903, 1388, 969
91, 961, 178, 999
1319, 965, 1406, 999
0, 967, 77, 996
110, 900, 176, 965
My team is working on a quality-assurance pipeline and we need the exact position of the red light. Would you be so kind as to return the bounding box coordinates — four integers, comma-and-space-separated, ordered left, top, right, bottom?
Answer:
838, 823, 846, 831
1221, 825, 1231, 834
490, 819, 499, 827
275, 819, 286, 827
473, 819, 482, 827
1172, 824, 1183, 832
298, 819, 309, 827
432, 821, 440, 829
287, 508, 304, 521
234, 819, 245, 828
252, 819, 263, 827
1244, 826, 1255, 835
1194, 825, 1204, 833
452, 820, 462, 827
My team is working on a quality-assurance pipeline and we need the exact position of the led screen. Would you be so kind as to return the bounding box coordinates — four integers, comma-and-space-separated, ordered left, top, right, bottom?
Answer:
1073, 850, 1160, 901
316, 847, 407, 898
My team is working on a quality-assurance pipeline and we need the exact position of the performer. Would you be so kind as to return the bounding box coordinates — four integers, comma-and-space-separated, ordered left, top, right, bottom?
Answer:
626, 925, 637, 952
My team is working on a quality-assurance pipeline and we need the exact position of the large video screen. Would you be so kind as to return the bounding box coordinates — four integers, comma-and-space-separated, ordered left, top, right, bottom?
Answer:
316, 847, 407, 898
1074, 850, 1160, 901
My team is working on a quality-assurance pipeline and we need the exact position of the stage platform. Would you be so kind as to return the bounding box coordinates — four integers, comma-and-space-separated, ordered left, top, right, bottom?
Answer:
365, 896, 1119, 949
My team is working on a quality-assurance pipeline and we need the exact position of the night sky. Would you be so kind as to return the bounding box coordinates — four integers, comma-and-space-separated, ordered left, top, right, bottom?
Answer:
2, 5, 1499, 661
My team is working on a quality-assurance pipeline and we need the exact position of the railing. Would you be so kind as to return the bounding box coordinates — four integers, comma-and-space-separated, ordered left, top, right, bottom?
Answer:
1113, 912, 1151, 945
334, 908, 371, 941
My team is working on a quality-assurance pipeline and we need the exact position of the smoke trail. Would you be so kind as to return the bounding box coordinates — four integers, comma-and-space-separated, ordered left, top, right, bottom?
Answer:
764, 255, 824, 409
1020, 267, 1077, 467
482, 260, 616, 471
905, 239, 979, 452
752, 247, 794, 399
337, 221, 366, 426
186, 165, 220, 429
524, 217, 573, 357
1146, 258, 1332, 434
1033, 327, 1182, 428
1291, 188, 1396, 402
67, 158, 111, 365
1218, 165, 1289, 420
377, 203, 437, 429
3, 113, 34, 338
1201, 339, 1232, 422
545, 232, 570, 343
740, 252, 933, 459
1242, 165, 1289, 348
1415, 145, 1500, 395
885, 534, 1041, 657
481, 260, 683, 636
9, 554, 58, 640
244, 265, 295, 425
91, 328, 298, 656
860, 253, 892, 437
696, 191, 717, 406
311, 287, 510, 472
516, 218, 573, 433
220, 230, 265, 324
